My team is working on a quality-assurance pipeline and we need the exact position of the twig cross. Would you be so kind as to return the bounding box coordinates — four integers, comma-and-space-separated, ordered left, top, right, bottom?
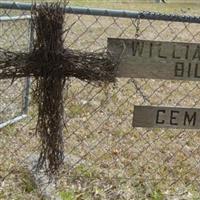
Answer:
0, 2, 115, 175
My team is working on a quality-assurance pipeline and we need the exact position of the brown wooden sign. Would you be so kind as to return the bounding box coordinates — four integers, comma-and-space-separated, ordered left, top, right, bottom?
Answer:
108, 38, 200, 81
133, 105, 200, 129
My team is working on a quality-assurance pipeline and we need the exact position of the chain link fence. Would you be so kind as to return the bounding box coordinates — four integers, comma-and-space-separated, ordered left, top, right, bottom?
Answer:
0, 2, 200, 199
0, 8, 32, 128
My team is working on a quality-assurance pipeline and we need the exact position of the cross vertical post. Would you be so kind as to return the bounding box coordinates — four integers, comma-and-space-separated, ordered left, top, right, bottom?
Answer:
31, 3, 66, 174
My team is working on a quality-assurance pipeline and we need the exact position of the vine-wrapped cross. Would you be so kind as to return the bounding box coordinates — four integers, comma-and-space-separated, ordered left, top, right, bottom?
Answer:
0, 2, 115, 175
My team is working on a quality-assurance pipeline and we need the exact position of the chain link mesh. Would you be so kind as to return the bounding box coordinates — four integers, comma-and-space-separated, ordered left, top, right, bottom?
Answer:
0, 8, 31, 125
0, 6, 200, 199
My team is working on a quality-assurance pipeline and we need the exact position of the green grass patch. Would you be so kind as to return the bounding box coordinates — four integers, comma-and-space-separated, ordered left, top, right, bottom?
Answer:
151, 189, 164, 200
60, 190, 75, 200
74, 163, 98, 179
18, 168, 37, 193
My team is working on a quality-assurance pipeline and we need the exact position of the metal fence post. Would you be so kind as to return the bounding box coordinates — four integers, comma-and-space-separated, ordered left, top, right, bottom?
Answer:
22, 18, 33, 115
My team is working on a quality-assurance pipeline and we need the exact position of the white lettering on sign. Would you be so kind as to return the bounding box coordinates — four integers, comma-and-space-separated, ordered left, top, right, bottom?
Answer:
133, 106, 200, 129
108, 38, 200, 81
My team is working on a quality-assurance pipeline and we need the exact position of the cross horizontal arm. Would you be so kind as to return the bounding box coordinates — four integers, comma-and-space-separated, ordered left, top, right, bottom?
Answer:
0, 49, 116, 83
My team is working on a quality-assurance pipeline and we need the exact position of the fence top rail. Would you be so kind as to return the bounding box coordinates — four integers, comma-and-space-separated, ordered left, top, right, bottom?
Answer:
0, 1, 200, 24
0, 15, 31, 22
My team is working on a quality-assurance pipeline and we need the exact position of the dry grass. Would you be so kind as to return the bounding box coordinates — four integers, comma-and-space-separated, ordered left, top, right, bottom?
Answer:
0, 2, 200, 200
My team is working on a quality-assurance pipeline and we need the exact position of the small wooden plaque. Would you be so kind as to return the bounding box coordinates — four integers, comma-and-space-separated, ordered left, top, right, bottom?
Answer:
108, 38, 200, 81
133, 105, 200, 129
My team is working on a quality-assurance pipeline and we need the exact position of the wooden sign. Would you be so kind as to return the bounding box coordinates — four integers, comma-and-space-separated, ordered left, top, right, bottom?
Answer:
133, 105, 200, 129
108, 38, 200, 81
